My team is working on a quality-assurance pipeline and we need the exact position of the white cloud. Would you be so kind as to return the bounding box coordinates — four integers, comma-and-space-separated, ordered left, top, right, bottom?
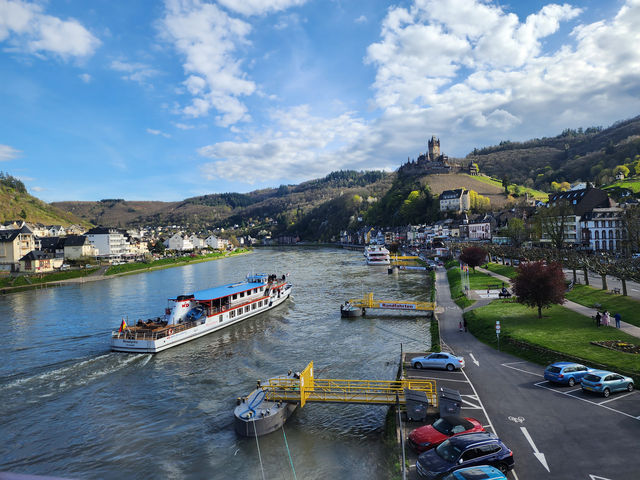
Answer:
197, 105, 370, 182
110, 60, 158, 85
217, 0, 307, 16
31, 185, 43, 192
146, 128, 171, 138
174, 122, 194, 130
355, 15, 367, 24
0, 0, 100, 59
161, 0, 256, 126
78, 73, 91, 83
0, 144, 21, 161
363, 0, 640, 154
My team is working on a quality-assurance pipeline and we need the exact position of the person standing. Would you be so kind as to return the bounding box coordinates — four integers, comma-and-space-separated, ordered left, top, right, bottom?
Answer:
614, 312, 621, 328
602, 310, 610, 327
595, 311, 601, 327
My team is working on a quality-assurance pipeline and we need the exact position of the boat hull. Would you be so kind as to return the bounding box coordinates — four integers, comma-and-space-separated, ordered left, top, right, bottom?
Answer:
234, 382, 298, 437
112, 285, 292, 353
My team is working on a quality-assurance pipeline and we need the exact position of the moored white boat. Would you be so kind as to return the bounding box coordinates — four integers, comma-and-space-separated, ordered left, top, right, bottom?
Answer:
364, 245, 391, 265
111, 273, 292, 353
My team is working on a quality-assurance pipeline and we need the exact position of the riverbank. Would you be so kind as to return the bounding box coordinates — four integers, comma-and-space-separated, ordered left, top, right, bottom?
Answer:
0, 249, 252, 295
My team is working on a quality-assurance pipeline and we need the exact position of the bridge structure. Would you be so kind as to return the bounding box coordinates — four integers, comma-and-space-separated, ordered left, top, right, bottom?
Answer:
347, 292, 435, 312
262, 362, 438, 407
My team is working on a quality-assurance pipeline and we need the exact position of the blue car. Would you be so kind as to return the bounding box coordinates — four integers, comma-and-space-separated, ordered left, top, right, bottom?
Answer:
581, 370, 634, 397
544, 362, 592, 386
440, 466, 506, 480
416, 432, 514, 479
412, 352, 465, 371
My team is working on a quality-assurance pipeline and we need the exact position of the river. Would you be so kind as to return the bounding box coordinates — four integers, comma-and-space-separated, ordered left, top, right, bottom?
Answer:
0, 248, 432, 479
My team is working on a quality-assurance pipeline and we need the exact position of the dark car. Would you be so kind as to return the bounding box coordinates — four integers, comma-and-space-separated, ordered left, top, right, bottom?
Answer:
415, 432, 514, 479
408, 416, 485, 452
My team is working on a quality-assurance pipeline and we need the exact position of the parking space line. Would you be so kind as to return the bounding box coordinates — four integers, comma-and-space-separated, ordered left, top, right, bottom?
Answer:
566, 388, 582, 394
501, 362, 544, 377
533, 381, 640, 420
599, 392, 635, 405
460, 396, 482, 409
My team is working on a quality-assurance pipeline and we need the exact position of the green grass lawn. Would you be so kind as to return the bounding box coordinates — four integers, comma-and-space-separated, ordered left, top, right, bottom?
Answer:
461, 174, 549, 200
0, 268, 99, 288
604, 177, 640, 193
484, 262, 517, 279
468, 269, 505, 289
464, 301, 640, 379
446, 266, 475, 309
566, 284, 640, 328
105, 249, 249, 275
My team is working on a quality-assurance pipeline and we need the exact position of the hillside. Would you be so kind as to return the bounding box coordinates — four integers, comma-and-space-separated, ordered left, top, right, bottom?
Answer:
52, 171, 394, 237
467, 115, 640, 190
0, 173, 88, 227
423, 174, 511, 208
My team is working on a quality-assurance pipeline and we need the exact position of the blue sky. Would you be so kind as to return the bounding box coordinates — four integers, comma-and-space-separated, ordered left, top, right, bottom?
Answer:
0, 0, 638, 202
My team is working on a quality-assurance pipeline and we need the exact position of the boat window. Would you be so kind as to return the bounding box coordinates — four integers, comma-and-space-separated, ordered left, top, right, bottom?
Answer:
219, 315, 223, 323
252, 303, 257, 310
230, 310, 235, 318
233, 294, 237, 300
240, 291, 245, 297
245, 306, 250, 313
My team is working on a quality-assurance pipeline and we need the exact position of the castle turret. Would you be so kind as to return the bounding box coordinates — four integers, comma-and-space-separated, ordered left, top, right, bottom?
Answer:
428, 135, 440, 160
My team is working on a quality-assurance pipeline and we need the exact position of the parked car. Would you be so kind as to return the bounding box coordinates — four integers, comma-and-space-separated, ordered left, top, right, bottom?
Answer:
408, 416, 485, 452
412, 352, 465, 371
544, 362, 592, 386
416, 432, 514, 479
440, 465, 507, 480
581, 370, 634, 397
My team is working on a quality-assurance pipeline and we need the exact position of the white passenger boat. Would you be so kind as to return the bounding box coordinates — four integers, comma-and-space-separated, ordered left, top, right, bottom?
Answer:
364, 245, 391, 265
111, 273, 292, 353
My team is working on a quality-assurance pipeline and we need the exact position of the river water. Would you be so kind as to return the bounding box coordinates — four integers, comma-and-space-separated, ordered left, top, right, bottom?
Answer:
0, 248, 432, 480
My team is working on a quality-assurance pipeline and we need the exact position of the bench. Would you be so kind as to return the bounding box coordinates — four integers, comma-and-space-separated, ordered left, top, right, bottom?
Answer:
498, 291, 512, 298
610, 287, 621, 295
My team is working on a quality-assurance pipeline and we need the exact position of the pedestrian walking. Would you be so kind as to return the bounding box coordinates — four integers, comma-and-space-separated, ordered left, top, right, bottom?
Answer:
595, 311, 601, 327
602, 310, 610, 327
463, 318, 468, 332
459, 321, 463, 332
614, 312, 621, 328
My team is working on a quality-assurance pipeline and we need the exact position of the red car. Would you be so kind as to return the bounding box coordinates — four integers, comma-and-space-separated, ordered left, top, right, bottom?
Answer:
408, 416, 485, 452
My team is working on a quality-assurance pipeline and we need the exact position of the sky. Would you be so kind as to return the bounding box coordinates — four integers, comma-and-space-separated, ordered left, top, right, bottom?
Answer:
1, 0, 639, 202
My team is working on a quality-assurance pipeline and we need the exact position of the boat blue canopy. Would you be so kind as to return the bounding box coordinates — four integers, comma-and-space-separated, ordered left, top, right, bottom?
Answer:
193, 281, 267, 301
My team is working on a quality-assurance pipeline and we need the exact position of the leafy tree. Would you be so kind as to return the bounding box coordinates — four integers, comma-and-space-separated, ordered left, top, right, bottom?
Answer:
514, 261, 566, 318
622, 205, 640, 254
459, 246, 486, 272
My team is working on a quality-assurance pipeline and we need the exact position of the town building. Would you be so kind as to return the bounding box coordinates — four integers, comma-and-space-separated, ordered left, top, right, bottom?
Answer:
440, 189, 470, 213
580, 207, 625, 252
165, 233, 194, 251
0, 224, 36, 271
85, 227, 130, 260
19, 250, 62, 273
64, 235, 98, 260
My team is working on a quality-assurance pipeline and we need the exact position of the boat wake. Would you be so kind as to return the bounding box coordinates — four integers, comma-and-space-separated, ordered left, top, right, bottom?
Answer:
0, 353, 152, 416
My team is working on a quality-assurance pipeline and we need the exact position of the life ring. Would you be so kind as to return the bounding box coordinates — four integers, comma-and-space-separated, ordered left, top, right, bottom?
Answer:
168, 328, 174, 336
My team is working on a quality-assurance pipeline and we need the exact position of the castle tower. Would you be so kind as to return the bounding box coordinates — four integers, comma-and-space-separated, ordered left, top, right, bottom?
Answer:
428, 135, 440, 160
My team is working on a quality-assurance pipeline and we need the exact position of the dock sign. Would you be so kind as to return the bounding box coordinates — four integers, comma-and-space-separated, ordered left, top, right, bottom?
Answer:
379, 303, 416, 310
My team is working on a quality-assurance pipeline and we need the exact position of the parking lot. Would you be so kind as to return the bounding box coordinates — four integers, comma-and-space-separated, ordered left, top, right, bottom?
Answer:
503, 361, 640, 421
402, 352, 517, 479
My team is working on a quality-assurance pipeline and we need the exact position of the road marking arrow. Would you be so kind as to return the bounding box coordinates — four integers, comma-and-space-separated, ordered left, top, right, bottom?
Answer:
469, 353, 479, 366
520, 427, 549, 472
589, 476, 612, 480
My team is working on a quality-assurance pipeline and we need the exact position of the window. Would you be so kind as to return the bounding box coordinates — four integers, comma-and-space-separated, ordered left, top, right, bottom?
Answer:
479, 444, 501, 455
595, 240, 600, 250
230, 310, 235, 318
252, 303, 257, 310
240, 291, 245, 297
460, 448, 482, 461
594, 231, 599, 239
219, 315, 223, 323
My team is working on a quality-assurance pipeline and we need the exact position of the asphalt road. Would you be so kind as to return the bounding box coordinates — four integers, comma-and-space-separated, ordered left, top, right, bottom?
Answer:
433, 266, 640, 480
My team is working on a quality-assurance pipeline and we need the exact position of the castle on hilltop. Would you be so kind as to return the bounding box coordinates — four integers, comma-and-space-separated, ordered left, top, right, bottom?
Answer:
400, 135, 458, 175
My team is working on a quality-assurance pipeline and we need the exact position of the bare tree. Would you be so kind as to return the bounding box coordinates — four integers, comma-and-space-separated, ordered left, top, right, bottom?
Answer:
537, 200, 574, 250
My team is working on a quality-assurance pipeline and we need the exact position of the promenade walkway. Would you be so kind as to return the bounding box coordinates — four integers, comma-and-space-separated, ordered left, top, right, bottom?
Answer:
476, 266, 640, 340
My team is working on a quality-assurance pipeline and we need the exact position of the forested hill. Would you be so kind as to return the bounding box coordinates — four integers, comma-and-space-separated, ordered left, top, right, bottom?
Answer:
467, 115, 640, 190
0, 172, 87, 226
52, 170, 393, 235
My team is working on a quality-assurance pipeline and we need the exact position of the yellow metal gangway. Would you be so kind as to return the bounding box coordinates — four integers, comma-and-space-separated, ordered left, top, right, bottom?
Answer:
262, 362, 437, 408
390, 255, 423, 267
348, 292, 435, 312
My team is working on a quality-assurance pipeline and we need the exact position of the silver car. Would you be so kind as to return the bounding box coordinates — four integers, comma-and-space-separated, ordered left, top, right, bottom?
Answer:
412, 352, 465, 371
